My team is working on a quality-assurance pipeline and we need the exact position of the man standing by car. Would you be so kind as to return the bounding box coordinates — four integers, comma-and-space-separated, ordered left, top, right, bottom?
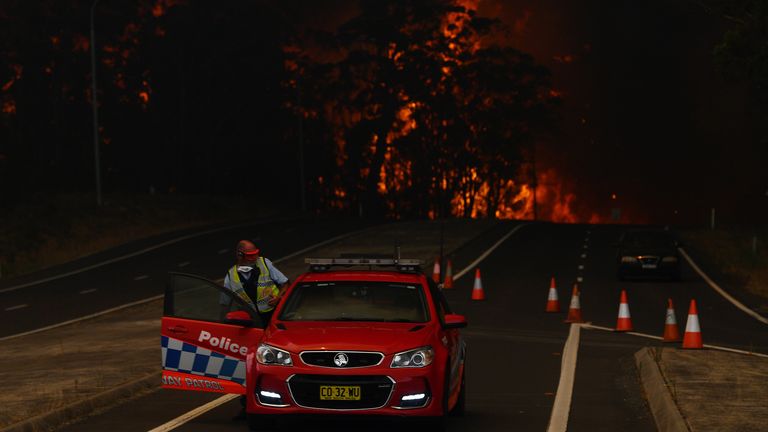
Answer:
220, 240, 289, 421
221, 239, 289, 325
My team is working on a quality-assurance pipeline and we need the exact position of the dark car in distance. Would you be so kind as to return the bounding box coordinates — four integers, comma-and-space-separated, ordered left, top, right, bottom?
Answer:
616, 229, 681, 281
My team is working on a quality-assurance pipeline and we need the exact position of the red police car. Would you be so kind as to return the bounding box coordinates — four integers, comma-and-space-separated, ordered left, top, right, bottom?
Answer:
161, 257, 467, 430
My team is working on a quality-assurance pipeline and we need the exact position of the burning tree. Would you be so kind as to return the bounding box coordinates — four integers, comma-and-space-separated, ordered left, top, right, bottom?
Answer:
291, 0, 558, 219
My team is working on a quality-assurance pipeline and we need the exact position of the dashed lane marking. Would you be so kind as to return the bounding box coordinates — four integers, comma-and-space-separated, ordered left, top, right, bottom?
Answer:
133, 275, 149, 281
79, 289, 97, 294
177, 261, 190, 268
217, 249, 229, 255
582, 244, 589, 249
581, 253, 587, 259
547, 324, 582, 432
678, 248, 768, 325
576, 276, 584, 283
4, 304, 28, 312
578, 265, 584, 270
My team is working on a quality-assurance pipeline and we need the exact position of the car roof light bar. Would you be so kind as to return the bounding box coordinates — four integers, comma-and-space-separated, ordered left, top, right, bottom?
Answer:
305, 258, 422, 272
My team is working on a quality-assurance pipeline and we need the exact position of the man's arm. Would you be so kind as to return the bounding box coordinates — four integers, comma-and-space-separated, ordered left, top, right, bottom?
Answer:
265, 258, 289, 306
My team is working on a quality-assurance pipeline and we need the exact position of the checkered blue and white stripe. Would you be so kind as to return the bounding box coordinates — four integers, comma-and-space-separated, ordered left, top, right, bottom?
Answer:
161, 336, 246, 385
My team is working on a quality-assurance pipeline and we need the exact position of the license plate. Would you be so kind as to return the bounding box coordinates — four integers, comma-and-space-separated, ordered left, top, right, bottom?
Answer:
319, 385, 361, 401
642, 264, 657, 269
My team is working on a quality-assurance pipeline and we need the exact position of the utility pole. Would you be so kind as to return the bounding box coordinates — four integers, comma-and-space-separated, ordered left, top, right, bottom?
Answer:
90, 0, 103, 207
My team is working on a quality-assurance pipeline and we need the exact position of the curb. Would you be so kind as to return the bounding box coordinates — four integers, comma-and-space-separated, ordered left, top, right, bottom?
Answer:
634, 347, 690, 432
0, 372, 160, 432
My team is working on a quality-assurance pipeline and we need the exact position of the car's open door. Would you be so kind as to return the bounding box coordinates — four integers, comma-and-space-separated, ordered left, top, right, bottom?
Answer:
161, 272, 264, 394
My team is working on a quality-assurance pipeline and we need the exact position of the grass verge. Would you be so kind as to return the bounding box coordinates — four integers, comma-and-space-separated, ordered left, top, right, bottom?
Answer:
678, 226, 768, 313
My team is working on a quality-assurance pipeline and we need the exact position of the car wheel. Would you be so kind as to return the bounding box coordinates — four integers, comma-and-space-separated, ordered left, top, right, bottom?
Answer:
247, 414, 277, 431
450, 362, 466, 417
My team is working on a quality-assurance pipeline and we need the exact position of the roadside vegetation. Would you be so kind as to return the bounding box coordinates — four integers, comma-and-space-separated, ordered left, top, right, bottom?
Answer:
0, 193, 279, 279
678, 226, 768, 312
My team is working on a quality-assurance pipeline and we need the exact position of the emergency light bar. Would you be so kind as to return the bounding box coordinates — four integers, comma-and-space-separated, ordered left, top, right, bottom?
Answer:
305, 258, 422, 272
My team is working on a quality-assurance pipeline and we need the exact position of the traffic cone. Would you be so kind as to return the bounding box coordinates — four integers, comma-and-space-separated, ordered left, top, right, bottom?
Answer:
615, 290, 633, 331
471, 269, 485, 300
682, 299, 703, 349
662, 298, 681, 342
545, 277, 561, 312
432, 258, 441, 283
443, 260, 454, 289
564, 283, 584, 323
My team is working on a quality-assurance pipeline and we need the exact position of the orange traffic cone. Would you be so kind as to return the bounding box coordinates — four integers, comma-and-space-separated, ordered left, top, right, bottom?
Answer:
432, 258, 441, 283
545, 277, 561, 312
615, 290, 633, 331
564, 283, 584, 323
682, 299, 703, 349
662, 298, 681, 342
471, 269, 485, 300
443, 260, 454, 289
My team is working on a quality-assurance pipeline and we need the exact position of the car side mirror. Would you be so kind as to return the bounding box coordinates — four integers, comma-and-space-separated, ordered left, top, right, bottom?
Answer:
444, 313, 468, 329
225, 310, 254, 327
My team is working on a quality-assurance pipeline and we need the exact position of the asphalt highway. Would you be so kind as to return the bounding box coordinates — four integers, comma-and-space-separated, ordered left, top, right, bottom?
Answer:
50, 221, 768, 431
0, 216, 370, 338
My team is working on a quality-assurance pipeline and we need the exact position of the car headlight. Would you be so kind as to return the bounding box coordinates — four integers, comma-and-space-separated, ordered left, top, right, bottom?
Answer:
256, 344, 293, 366
662, 256, 678, 263
620, 256, 638, 263
391, 346, 434, 368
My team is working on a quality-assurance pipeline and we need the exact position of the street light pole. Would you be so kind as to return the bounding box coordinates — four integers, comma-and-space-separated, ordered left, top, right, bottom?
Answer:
90, 0, 103, 207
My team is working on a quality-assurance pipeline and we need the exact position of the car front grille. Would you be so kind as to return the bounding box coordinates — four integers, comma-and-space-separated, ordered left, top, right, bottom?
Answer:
300, 351, 384, 368
287, 374, 394, 410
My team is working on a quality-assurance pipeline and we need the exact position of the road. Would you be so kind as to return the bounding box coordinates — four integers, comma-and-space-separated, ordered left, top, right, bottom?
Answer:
48, 221, 768, 431
0, 216, 370, 338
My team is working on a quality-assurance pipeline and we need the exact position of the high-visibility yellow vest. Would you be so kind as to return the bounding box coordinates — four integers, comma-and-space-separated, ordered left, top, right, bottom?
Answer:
228, 257, 280, 313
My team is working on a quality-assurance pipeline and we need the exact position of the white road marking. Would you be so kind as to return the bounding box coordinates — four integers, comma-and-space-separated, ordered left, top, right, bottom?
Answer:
147, 394, 239, 432
547, 324, 582, 432
79, 289, 97, 294
133, 275, 149, 281
678, 248, 768, 325
578, 265, 584, 270
217, 248, 229, 255
4, 304, 28, 311
581, 324, 768, 358
177, 261, 190, 268
576, 276, 583, 283
581, 253, 587, 259
0, 216, 294, 294
582, 244, 588, 249
453, 223, 531, 281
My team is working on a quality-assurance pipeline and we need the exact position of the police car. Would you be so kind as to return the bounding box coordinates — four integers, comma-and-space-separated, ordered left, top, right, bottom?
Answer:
161, 257, 467, 430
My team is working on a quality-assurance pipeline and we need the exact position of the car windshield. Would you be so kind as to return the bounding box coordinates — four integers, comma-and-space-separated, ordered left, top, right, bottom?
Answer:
278, 281, 429, 323
623, 231, 675, 248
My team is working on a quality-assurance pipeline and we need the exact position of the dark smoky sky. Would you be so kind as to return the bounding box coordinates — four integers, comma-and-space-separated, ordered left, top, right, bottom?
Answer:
281, 0, 766, 225
484, 0, 765, 225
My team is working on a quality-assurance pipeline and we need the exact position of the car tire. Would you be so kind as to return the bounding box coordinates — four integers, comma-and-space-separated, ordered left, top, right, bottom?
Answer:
450, 361, 466, 417
247, 413, 277, 431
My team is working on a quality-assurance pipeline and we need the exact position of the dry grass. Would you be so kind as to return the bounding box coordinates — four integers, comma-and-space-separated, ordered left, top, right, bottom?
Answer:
0, 193, 276, 279
679, 226, 768, 311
